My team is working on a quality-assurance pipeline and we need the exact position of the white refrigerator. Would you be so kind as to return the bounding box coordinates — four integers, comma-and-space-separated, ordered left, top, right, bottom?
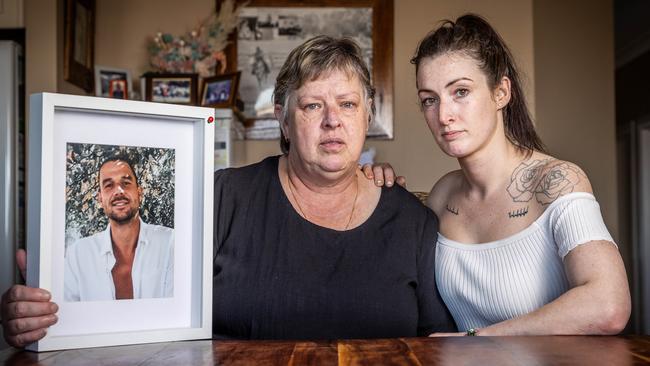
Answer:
0, 40, 25, 341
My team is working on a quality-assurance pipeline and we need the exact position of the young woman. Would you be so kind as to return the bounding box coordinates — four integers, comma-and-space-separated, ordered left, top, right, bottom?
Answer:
367, 14, 630, 336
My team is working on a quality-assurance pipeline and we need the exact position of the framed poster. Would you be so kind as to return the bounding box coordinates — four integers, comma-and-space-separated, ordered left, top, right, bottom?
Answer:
64, 0, 95, 92
218, 0, 394, 139
26, 93, 214, 351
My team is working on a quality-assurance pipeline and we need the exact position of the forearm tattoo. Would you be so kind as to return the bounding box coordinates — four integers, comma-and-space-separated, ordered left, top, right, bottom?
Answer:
506, 158, 587, 206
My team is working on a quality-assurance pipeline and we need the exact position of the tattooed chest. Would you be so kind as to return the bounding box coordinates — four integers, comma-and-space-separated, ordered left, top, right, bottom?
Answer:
440, 196, 544, 241
440, 206, 542, 243
444, 202, 533, 220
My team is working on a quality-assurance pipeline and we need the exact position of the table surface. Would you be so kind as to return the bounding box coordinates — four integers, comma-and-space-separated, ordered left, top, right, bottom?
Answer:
2, 335, 650, 365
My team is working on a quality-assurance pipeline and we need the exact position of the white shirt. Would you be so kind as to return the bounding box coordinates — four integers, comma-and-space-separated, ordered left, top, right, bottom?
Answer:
64, 218, 174, 302
435, 193, 615, 331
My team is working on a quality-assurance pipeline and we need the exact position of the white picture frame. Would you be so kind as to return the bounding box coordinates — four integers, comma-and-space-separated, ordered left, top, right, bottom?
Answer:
94, 66, 132, 99
26, 93, 214, 351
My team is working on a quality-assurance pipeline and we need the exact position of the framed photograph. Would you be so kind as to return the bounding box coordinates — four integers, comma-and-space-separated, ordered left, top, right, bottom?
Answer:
218, 0, 394, 139
142, 73, 199, 106
64, 0, 95, 92
201, 71, 241, 108
109, 79, 128, 99
26, 93, 214, 351
95, 66, 132, 99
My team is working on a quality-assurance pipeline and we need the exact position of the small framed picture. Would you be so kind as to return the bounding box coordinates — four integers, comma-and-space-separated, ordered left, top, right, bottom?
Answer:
200, 71, 241, 108
95, 66, 131, 99
143, 73, 199, 106
108, 79, 128, 99
26, 93, 214, 351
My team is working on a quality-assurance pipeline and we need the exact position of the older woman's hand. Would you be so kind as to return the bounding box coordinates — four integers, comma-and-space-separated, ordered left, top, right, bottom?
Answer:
1, 249, 58, 348
361, 163, 406, 188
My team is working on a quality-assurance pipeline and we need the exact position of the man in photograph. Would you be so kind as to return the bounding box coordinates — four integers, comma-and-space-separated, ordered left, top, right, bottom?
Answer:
110, 80, 125, 99
64, 154, 174, 302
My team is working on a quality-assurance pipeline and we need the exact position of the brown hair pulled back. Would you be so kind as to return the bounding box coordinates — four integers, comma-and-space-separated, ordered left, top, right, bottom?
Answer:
411, 14, 546, 154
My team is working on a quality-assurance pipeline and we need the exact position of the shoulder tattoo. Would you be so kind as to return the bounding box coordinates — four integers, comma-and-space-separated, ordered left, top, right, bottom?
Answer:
506, 159, 587, 206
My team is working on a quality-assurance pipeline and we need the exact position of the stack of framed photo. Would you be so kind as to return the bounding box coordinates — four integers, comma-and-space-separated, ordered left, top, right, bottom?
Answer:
140, 72, 242, 109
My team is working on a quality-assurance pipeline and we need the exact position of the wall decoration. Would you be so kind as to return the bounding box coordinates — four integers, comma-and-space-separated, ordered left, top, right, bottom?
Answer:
64, 0, 95, 92
218, 0, 394, 139
146, 0, 244, 77
142, 73, 199, 105
201, 71, 241, 108
94, 66, 131, 99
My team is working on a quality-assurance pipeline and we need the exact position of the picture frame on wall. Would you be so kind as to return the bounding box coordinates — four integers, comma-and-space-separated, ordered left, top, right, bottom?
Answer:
200, 71, 241, 108
217, 0, 394, 139
94, 66, 132, 99
142, 73, 199, 106
26, 93, 214, 351
64, 0, 96, 93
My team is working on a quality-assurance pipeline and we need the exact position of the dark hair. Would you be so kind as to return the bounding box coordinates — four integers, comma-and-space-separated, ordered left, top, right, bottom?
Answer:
98, 154, 139, 188
411, 14, 546, 154
273, 35, 375, 153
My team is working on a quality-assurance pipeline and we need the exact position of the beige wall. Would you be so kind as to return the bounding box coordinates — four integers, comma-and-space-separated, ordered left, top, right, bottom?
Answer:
0, 0, 24, 28
24, 0, 86, 118
533, 0, 618, 238
23, 0, 617, 235
24, 0, 57, 98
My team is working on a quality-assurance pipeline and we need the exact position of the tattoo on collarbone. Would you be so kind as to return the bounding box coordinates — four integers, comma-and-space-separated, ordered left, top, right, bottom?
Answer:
506, 158, 587, 206
445, 204, 459, 215
508, 207, 528, 218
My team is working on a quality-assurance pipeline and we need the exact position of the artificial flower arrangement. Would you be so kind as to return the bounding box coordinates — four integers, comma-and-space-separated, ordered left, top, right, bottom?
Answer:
147, 0, 245, 77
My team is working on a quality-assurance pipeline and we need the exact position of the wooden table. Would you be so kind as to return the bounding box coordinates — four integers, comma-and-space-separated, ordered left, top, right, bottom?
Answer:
2, 335, 650, 365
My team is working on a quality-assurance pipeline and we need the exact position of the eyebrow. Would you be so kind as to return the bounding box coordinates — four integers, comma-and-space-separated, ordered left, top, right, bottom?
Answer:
100, 174, 133, 186
418, 77, 474, 94
297, 91, 361, 101
445, 77, 473, 88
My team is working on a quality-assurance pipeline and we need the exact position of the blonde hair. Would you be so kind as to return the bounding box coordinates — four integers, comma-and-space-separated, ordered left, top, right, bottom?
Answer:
273, 35, 375, 153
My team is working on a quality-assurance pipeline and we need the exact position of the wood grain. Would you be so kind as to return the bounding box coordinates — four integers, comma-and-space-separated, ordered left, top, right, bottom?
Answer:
2, 336, 650, 365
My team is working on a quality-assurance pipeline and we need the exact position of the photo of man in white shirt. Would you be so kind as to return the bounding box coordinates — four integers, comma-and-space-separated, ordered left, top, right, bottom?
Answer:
64, 155, 174, 302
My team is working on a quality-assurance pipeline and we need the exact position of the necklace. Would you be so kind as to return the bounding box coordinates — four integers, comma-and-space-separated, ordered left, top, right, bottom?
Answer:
286, 164, 359, 230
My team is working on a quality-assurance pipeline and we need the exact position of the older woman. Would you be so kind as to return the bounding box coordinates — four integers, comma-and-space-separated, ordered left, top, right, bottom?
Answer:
2, 36, 455, 346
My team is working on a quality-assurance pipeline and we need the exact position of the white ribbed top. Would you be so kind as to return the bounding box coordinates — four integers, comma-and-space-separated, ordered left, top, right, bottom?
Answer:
435, 192, 615, 331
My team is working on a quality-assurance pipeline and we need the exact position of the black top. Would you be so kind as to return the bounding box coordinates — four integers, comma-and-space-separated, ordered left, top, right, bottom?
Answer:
213, 156, 456, 340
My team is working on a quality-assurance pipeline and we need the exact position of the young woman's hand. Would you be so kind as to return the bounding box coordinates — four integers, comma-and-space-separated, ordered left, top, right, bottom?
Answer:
361, 163, 406, 188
